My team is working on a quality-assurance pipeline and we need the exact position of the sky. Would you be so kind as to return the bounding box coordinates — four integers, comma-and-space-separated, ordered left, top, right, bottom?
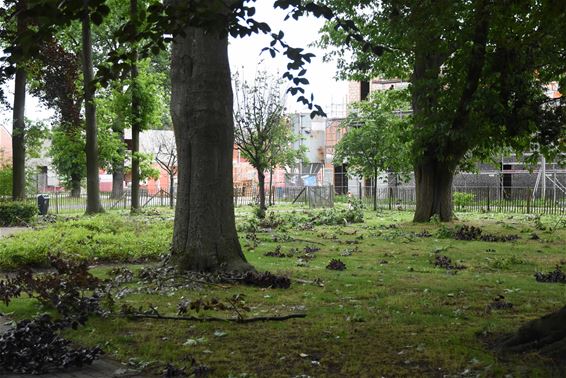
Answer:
0, 3, 347, 133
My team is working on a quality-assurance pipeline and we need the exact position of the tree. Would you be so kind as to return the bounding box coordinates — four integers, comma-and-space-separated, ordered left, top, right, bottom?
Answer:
152, 132, 177, 208
11, 0, 27, 200
266, 118, 305, 206
233, 72, 288, 215
170, 3, 253, 272
129, 0, 141, 212
28, 39, 84, 196
334, 90, 412, 210
81, 0, 103, 214
319, 0, 566, 221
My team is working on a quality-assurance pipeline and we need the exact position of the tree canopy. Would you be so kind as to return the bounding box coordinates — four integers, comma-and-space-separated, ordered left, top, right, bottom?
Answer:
320, 0, 566, 221
334, 89, 412, 209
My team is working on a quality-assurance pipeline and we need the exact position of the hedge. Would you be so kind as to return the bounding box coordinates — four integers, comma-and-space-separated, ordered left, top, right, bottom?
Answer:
0, 201, 37, 226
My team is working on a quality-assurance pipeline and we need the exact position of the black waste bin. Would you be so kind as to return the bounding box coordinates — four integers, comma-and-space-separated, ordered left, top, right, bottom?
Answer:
37, 194, 50, 215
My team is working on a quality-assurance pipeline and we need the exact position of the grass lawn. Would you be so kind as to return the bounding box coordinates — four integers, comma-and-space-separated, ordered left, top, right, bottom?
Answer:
1, 207, 566, 376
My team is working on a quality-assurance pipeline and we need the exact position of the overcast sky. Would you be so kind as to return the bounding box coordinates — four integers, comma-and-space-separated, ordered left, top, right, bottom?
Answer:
0, 4, 346, 132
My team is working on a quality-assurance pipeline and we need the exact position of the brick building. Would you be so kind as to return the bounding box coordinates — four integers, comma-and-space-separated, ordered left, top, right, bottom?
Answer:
0, 126, 12, 166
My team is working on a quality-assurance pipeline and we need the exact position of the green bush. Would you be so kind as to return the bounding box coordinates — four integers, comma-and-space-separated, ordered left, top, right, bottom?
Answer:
312, 200, 364, 225
0, 213, 172, 269
453, 192, 475, 210
0, 201, 37, 226
0, 166, 12, 196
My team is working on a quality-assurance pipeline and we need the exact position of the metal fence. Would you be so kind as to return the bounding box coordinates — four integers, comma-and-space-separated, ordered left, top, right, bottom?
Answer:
30, 185, 331, 214
13, 185, 566, 215
354, 186, 566, 215
32, 190, 175, 214
233, 185, 334, 208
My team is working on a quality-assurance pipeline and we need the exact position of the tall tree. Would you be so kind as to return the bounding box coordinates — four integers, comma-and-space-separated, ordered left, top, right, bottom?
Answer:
233, 72, 287, 215
11, 0, 27, 200
334, 90, 412, 210
152, 132, 177, 209
266, 118, 305, 206
170, 4, 252, 272
129, 0, 141, 212
28, 40, 84, 196
81, 0, 103, 214
319, 0, 566, 221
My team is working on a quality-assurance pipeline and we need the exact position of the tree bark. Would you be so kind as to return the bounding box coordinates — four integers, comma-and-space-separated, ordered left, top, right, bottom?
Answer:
111, 166, 124, 199
258, 170, 267, 213
169, 173, 174, 209
110, 128, 125, 199
70, 174, 81, 198
170, 25, 253, 273
373, 169, 378, 211
268, 168, 274, 206
130, 0, 141, 212
81, 0, 103, 214
11, 0, 27, 201
413, 159, 455, 222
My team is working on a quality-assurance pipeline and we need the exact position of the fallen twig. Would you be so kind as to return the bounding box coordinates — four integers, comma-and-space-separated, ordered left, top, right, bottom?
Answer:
295, 278, 324, 287
291, 238, 325, 246
124, 313, 306, 323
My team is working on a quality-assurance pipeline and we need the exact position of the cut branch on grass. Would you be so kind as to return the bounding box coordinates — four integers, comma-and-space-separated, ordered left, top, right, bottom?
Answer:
124, 313, 307, 323
290, 237, 325, 246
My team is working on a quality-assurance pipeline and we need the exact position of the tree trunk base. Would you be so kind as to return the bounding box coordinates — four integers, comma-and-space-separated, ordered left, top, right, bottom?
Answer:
172, 247, 255, 274
413, 160, 456, 222
498, 306, 566, 361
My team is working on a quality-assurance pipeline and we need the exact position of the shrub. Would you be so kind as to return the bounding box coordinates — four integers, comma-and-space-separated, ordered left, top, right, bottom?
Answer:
312, 200, 364, 226
0, 201, 37, 226
0, 166, 12, 196
0, 214, 172, 269
453, 192, 475, 210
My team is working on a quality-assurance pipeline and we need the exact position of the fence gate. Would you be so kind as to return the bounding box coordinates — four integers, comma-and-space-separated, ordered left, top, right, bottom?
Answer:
305, 185, 334, 208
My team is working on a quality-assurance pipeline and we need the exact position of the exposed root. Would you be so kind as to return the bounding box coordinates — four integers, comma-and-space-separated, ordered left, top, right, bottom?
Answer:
497, 305, 566, 362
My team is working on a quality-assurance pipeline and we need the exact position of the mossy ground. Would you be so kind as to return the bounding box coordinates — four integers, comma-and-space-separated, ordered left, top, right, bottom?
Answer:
1, 207, 566, 377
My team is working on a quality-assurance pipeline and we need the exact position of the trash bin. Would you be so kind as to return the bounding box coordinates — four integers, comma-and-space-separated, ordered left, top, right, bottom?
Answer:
37, 194, 50, 215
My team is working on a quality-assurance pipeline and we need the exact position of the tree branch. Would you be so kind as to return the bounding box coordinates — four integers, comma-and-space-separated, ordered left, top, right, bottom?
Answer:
124, 313, 307, 323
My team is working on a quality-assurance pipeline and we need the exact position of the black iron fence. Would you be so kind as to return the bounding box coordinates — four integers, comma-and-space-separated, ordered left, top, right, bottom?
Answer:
233, 186, 334, 208
24, 189, 175, 214
12, 185, 566, 215
355, 186, 566, 215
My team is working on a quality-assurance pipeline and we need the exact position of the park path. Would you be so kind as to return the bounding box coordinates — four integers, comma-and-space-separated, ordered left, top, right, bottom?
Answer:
0, 227, 148, 378
0, 226, 28, 238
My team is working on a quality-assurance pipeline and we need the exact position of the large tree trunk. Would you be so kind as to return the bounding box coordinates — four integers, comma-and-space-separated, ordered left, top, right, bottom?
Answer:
11, 67, 26, 200
413, 159, 455, 222
111, 129, 125, 199
11, 0, 27, 201
258, 170, 267, 213
129, 0, 141, 212
70, 174, 81, 198
81, 0, 103, 214
111, 167, 124, 199
170, 25, 253, 273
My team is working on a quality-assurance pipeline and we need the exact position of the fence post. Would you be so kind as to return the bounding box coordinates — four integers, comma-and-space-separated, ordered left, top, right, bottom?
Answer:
388, 187, 393, 210
487, 187, 490, 212
526, 188, 531, 214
